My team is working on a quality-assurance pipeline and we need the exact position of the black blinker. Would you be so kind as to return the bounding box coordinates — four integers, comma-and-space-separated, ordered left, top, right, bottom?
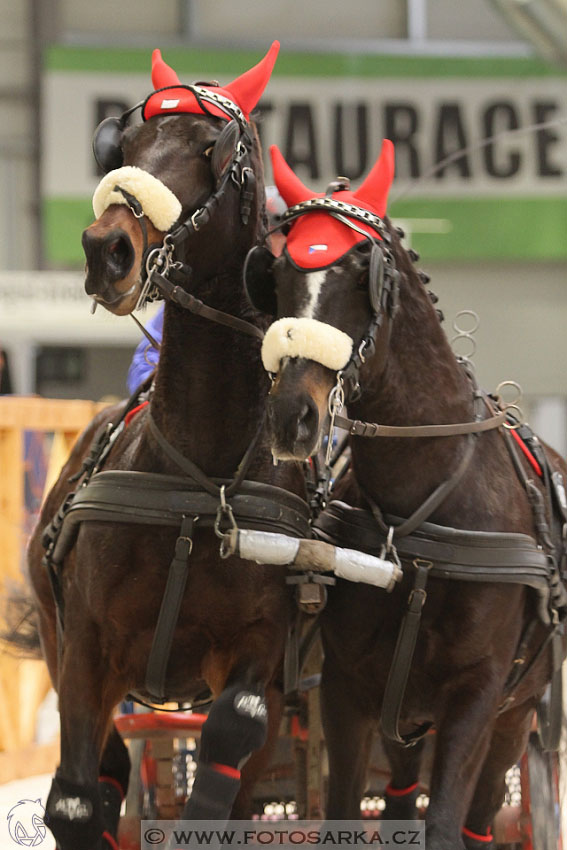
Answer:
211, 120, 240, 182
92, 116, 125, 173
243, 245, 277, 315
368, 243, 384, 315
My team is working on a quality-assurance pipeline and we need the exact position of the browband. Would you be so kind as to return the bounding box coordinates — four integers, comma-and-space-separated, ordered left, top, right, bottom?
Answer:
143, 83, 248, 128
281, 198, 389, 241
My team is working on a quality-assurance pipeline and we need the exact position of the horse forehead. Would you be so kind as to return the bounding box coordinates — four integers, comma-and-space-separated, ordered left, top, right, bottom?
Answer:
126, 113, 219, 155
299, 270, 328, 319
291, 261, 351, 318
155, 113, 220, 140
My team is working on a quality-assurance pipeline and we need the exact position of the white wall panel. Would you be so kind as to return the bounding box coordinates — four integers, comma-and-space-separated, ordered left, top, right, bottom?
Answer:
191, 0, 407, 42
423, 260, 567, 398
60, 0, 179, 36
427, 0, 520, 40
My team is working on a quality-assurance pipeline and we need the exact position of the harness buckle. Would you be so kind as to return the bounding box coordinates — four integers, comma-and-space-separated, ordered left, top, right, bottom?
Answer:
408, 587, 427, 609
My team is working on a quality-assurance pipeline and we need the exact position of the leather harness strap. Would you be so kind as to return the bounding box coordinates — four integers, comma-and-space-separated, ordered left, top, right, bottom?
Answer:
145, 514, 197, 700
313, 498, 560, 747
381, 559, 434, 746
147, 267, 265, 341
361, 433, 478, 539
335, 409, 507, 438
45, 469, 311, 705
146, 412, 265, 498
313, 502, 552, 598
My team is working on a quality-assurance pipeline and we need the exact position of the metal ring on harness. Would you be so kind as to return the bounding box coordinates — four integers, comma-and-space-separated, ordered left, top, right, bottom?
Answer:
502, 404, 525, 430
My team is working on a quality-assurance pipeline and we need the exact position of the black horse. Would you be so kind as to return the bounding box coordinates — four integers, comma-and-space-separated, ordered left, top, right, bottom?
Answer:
24, 45, 313, 850
247, 141, 566, 849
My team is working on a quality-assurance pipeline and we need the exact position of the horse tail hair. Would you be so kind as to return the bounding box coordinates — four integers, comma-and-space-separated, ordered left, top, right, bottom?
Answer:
1, 582, 42, 658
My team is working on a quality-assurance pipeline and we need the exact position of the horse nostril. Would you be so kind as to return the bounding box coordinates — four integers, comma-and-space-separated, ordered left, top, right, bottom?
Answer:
104, 233, 134, 279
108, 237, 128, 266
296, 398, 318, 443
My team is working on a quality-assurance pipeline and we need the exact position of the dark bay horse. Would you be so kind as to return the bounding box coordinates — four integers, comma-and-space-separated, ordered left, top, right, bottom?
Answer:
25, 45, 309, 850
247, 142, 567, 849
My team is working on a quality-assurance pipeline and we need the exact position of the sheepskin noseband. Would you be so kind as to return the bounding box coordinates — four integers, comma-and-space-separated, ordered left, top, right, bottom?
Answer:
262, 317, 353, 374
92, 166, 182, 232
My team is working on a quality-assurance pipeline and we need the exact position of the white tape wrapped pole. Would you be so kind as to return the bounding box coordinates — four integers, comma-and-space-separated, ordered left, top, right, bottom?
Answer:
224, 529, 402, 591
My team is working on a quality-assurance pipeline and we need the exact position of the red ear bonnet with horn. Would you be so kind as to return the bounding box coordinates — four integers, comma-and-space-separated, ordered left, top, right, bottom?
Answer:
270, 140, 395, 270
142, 41, 279, 122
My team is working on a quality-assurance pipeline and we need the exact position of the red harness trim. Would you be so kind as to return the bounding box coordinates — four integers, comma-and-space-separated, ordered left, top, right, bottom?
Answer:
125, 400, 149, 427
98, 775, 125, 801
102, 831, 120, 850
211, 762, 241, 780
385, 781, 419, 797
98, 774, 125, 801
510, 429, 542, 477
462, 826, 492, 843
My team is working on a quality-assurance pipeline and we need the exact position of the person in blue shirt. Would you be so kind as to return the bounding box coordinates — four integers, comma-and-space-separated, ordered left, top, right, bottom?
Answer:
126, 186, 287, 394
126, 307, 164, 394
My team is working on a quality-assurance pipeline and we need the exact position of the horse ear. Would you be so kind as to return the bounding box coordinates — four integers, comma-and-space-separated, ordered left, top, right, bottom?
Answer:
270, 145, 312, 208
211, 120, 240, 181
244, 246, 277, 315
224, 41, 280, 118
353, 139, 395, 216
151, 49, 181, 89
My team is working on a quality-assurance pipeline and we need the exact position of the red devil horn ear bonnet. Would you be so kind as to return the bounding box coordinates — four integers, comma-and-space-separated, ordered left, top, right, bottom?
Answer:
269, 145, 313, 207
142, 41, 280, 123
353, 139, 395, 214
151, 49, 181, 88
269, 140, 395, 270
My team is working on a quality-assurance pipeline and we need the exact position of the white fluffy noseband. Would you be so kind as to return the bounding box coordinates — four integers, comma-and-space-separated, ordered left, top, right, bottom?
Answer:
262, 317, 353, 374
92, 166, 182, 232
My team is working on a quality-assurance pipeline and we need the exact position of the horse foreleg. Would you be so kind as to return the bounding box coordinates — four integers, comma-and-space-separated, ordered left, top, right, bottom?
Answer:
425, 669, 502, 850
98, 726, 131, 847
320, 658, 374, 818
381, 735, 425, 819
45, 616, 123, 850
36, 603, 129, 849
232, 683, 284, 818
462, 700, 535, 849
182, 666, 271, 820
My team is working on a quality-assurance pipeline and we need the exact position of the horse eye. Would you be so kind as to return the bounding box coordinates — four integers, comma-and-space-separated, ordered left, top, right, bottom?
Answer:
203, 145, 214, 159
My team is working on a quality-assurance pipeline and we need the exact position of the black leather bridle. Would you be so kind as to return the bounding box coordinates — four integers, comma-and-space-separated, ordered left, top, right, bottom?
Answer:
93, 83, 259, 314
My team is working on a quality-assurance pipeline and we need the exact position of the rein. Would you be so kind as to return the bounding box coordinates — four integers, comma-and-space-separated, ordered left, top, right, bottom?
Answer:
147, 411, 266, 501
334, 407, 507, 439
144, 266, 264, 341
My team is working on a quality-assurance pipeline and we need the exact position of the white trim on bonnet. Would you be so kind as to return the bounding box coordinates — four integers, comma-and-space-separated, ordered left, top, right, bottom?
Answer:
261, 317, 353, 373
92, 166, 182, 232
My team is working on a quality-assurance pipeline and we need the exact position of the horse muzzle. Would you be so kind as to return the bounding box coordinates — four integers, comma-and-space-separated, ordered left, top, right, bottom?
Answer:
267, 387, 321, 461
82, 225, 140, 315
